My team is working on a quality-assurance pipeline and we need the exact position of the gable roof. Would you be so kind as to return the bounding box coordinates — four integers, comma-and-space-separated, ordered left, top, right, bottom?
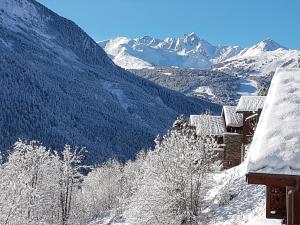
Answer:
236, 96, 266, 113
247, 68, 300, 176
222, 106, 243, 127
190, 115, 225, 136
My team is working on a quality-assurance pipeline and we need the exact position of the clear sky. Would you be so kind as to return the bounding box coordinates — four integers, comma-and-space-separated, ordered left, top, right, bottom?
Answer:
37, 0, 300, 49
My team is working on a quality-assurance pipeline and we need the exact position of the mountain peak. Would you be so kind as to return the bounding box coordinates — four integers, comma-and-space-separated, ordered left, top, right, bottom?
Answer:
182, 32, 200, 43
139, 35, 153, 41
185, 32, 198, 38
256, 38, 286, 51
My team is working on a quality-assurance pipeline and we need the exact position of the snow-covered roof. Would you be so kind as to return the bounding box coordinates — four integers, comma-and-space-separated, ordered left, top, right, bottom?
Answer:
190, 115, 225, 136
222, 106, 243, 127
236, 96, 266, 112
247, 68, 300, 176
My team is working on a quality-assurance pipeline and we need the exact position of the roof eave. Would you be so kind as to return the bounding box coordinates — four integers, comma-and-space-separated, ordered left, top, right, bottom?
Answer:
226, 124, 243, 128
246, 172, 300, 187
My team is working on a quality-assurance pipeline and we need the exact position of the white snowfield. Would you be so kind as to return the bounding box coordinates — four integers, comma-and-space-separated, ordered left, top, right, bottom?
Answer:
98, 33, 243, 70
91, 163, 281, 225
236, 96, 266, 112
232, 38, 286, 58
223, 106, 243, 127
190, 115, 225, 136
215, 39, 300, 77
99, 34, 300, 77
193, 86, 215, 98
247, 68, 300, 175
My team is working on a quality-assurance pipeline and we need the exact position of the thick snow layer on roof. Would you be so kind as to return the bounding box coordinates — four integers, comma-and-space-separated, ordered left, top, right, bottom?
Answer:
223, 106, 243, 127
190, 115, 225, 136
247, 68, 300, 176
236, 96, 266, 112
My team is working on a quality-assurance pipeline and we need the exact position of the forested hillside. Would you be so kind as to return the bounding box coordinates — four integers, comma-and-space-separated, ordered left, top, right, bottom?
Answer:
0, 0, 220, 162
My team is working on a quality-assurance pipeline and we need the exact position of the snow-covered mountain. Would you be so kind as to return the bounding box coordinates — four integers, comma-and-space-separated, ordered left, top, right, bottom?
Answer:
98, 33, 243, 69
100, 34, 300, 104
99, 34, 300, 78
0, 0, 220, 163
214, 39, 300, 77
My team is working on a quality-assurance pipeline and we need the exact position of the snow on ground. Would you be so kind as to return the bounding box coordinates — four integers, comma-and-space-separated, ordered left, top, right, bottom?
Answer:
113, 51, 154, 70
193, 86, 215, 99
218, 46, 300, 78
245, 217, 282, 225
89, 211, 129, 225
90, 163, 281, 225
162, 72, 173, 76
204, 163, 281, 225
238, 79, 257, 96
102, 81, 132, 111
99, 34, 300, 77
98, 33, 243, 70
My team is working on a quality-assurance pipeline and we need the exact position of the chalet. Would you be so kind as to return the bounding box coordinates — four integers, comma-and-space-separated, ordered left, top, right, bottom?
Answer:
190, 112, 243, 169
190, 99, 265, 169
236, 95, 266, 145
222, 105, 243, 133
190, 114, 226, 164
220, 106, 244, 168
246, 68, 300, 225
190, 114, 225, 144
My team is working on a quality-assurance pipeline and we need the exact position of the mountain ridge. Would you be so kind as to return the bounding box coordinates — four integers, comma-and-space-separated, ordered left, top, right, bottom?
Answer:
98, 32, 244, 69
0, 0, 220, 163
99, 33, 299, 75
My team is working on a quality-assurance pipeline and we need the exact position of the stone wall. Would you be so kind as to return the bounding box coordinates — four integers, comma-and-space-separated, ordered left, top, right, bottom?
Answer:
223, 132, 243, 169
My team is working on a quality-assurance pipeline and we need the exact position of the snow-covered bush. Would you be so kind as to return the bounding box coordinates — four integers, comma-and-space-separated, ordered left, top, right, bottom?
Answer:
81, 159, 124, 215
125, 121, 220, 225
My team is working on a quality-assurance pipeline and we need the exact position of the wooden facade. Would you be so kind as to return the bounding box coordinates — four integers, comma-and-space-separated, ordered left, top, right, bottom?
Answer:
236, 109, 262, 160
236, 109, 262, 145
222, 133, 242, 169
247, 173, 300, 225
266, 186, 286, 219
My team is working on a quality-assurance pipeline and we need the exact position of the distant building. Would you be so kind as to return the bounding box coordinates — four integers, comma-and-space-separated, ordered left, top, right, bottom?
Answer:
236, 95, 266, 144
222, 105, 243, 133
190, 96, 266, 169
246, 68, 300, 225
221, 106, 244, 168
190, 111, 243, 169
190, 114, 225, 144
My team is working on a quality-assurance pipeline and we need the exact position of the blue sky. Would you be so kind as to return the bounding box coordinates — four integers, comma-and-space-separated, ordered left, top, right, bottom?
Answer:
37, 0, 300, 49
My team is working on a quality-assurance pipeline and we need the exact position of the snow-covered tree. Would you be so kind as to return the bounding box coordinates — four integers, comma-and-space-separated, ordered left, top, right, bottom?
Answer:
0, 140, 86, 225
121, 149, 148, 201
125, 124, 220, 225
81, 159, 124, 216
57, 145, 85, 225
0, 140, 61, 225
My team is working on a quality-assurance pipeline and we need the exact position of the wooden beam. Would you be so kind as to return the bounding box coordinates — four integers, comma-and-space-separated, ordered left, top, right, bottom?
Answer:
287, 187, 295, 225
247, 173, 298, 187
266, 186, 271, 218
